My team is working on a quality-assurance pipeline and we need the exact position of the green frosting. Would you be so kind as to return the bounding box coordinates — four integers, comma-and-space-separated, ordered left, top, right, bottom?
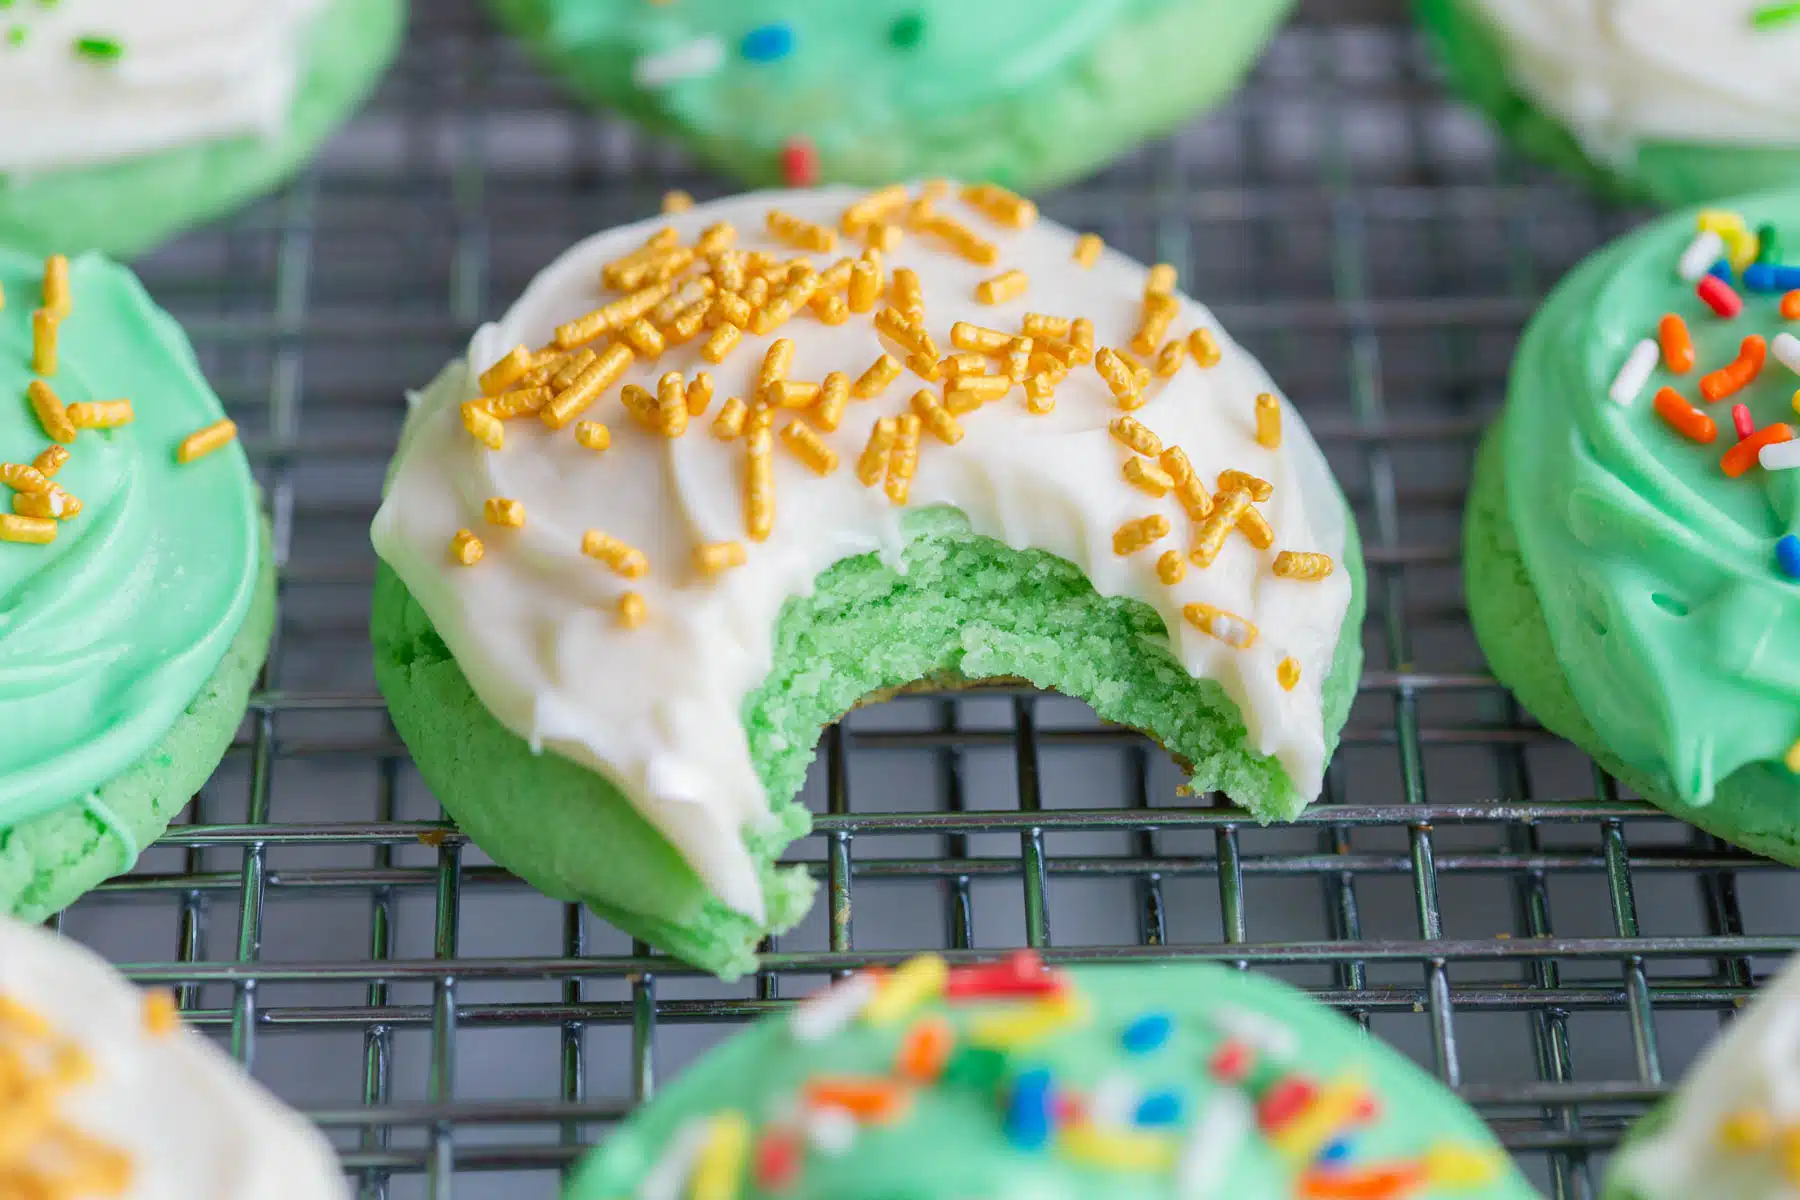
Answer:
0, 248, 259, 832
487, 0, 1293, 190
1501, 193, 1800, 813
564, 959, 1537, 1198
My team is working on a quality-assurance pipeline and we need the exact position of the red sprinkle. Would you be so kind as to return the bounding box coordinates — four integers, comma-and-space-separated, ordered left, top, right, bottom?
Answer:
1257, 1076, 1318, 1132
947, 950, 1063, 999
1053, 1093, 1087, 1125
1723, 422, 1795, 477
1209, 1038, 1253, 1084
1698, 274, 1744, 318
753, 1127, 804, 1191
1735, 403, 1756, 441
781, 137, 818, 186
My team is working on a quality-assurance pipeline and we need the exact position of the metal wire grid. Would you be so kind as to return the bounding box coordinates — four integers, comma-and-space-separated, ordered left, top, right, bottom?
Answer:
33, 1, 1800, 1197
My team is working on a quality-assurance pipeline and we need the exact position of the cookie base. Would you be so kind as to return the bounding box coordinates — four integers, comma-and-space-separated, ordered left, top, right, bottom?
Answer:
0, 539, 277, 919
1466, 431, 1800, 864
0, 0, 405, 258
373, 507, 1364, 980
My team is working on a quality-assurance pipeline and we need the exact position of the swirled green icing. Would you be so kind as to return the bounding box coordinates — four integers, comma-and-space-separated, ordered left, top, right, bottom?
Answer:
1504, 194, 1800, 807
0, 248, 257, 830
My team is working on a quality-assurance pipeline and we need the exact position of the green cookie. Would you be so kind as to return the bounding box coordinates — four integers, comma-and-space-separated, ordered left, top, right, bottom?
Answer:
0, 0, 406, 259
1417, 0, 1800, 208
485, 0, 1294, 191
372, 507, 1365, 980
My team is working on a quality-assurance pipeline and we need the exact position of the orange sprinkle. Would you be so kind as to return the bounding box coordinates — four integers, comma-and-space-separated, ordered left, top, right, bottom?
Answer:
1785, 291, 1800, 321
1659, 314, 1695, 374
895, 1017, 956, 1083
1723, 422, 1794, 477
142, 989, 180, 1037
802, 1077, 913, 1125
1700, 335, 1767, 403
1654, 386, 1717, 444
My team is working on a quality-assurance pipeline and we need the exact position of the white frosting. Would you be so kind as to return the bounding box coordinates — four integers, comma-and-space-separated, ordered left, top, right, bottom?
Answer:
0, 917, 347, 1199
1466, 0, 1800, 162
0, 0, 327, 174
371, 187, 1354, 921
1611, 955, 1800, 1199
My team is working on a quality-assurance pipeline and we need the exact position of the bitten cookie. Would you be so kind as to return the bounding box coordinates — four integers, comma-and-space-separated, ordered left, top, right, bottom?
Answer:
485, 0, 1294, 191
565, 953, 1534, 1198
371, 183, 1365, 978
0, 0, 405, 258
1466, 193, 1800, 862
1419, 0, 1800, 207
0, 248, 274, 919
0, 914, 347, 1198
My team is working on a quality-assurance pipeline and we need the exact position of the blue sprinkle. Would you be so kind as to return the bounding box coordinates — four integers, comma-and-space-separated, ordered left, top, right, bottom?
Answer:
1134, 1090, 1186, 1127
1319, 1137, 1354, 1163
1777, 535, 1800, 580
1745, 262, 1800, 293
1121, 1012, 1172, 1054
1005, 1068, 1054, 1151
1708, 259, 1735, 285
740, 23, 794, 62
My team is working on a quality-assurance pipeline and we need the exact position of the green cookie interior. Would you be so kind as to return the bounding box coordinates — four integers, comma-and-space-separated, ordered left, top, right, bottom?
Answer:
0, 0, 405, 258
373, 506, 1365, 979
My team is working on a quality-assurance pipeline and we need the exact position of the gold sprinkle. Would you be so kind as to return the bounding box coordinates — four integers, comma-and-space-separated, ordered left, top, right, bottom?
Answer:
1218, 469, 1272, 501
479, 346, 533, 396
658, 371, 689, 437
1113, 514, 1170, 556
712, 396, 749, 439
712, 251, 748, 293
461, 402, 504, 451
875, 307, 938, 361
686, 372, 715, 417
710, 292, 753, 329
26, 380, 76, 444
814, 371, 850, 432
950, 322, 1010, 355
911, 389, 964, 446
556, 282, 670, 349
1074, 234, 1103, 268
781, 418, 839, 475
662, 189, 694, 213
892, 269, 925, 323
1237, 505, 1274, 550
857, 417, 897, 487
137, 989, 179, 1038
818, 257, 856, 293
176, 419, 241, 466
809, 290, 850, 326
1156, 550, 1186, 586
1, 463, 50, 493
1184, 602, 1258, 648
544, 343, 634, 430
1159, 447, 1212, 520
854, 353, 903, 399
582, 530, 649, 577
767, 209, 837, 253
841, 185, 910, 234
612, 245, 695, 291
11, 492, 55, 519
907, 351, 943, 383
1070, 317, 1095, 363
618, 592, 648, 628
32, 308, 58, 375
1191, 490, 1251, 567
848, 259, 882, 313
961, 183, 1037, 229
43, 254, 71, 317
1095, 348, 1141, 406
1278, 657, 1302, 691
620, 384, 661, 431
1110, 416, 1163, 458
702, 322, 744, 364
551, 348, 600, 391
770, 380, 821, 409
1154, 340, 1186, 379
697, 221, 737, 255
1273, 551, 1335, 581
1255, 393, 1282, 449
747, 423, 776, 541
32, 446, 68, 478
916, 214, 999, 265
945, 353, 988, 379
1146, 263, 1178, 296
975, 269, 1029, 306
68, 400, 134, 430
1189, 328, 1222, 368
865, 221, 904, 253
575, 421, 612, 452
886, 413, 921, 506
622, 317, 666, 358
484, 497, 525, 528
664, 298, 711, 344
1131, 295, 1178, 357
757, 338, 796, 399
695, 540, 747, 576
1022, 314, 1073, 341
1024, 372, 1057, 414
489, 386, 553, 420
1720, 1110, 1775, 1150
0, 513, 56, 544
1124, 457, 1174, 497
948, 373, 1010, 406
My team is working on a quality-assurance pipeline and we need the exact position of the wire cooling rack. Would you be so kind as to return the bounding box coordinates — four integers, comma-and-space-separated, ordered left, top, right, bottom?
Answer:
39, 1, 1800, 1197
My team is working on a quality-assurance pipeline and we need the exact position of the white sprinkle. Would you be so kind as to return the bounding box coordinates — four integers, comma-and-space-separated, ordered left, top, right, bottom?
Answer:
1609, 339, 1660, 406
636, 1117, 711, 1200
789, 973, 878, 1043
1760, 439, 1800, 471
1774, 333, 1800, 379
1089, 1073, 1138, 1129
1210, 1005, 1299, 1060
1175, 1090, 1253, 1198
1207, 614, 1256, 649
804, 1105, 858, 1157
1679, 230, 1726, 282
633, 36, 726, 87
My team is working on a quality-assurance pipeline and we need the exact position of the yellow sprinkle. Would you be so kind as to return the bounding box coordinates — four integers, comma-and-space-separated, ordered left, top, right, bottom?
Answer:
26, 379, 76, 444
857, 417, 897, 487
574, 421, 611, 452
461, 402, 504, 451
1110, 415, 1163, 458
969, 990, 1089, 1049
691, 1111, 752, 1200
814, 371, 851, 432
1270, 1076, 1368, 1162
555, 282, 670, 349
780, 418, 839, 475
694, 540, 747, 577
1719, 1109, 1774, 1150
757, 338, 796, 398
816, 257, 856, 293
664, 298, 711, 344
0, 513, 57, 544
1113, 514, 1170, 556
620, 384, 661, 431
867, 954, 949, 1024
697, 221, 737, 256
875, 307, 938, 361
1237, 504, 1274, 550
1024, 372, 1057, 414
892, 268, 925, 322
1278, 657, 1302, 691
767, 209, 836, 252
1124, 457, 1174, 498
1188, 328, 1222, 369
810, 290, 850, 326
1074, 233, 1103, 268
32, 307, 58, 375
1095, 348, 1142, 406
32, 445, 69, 478
770, 380, 821, 409
484, 497, 525, 528
489, 385, 553, 420
853, 353, 903, 400
1070, 317, 1095, 363
1273, 550, 1335, 581
550, 348, 599, 391
68, 400, 134, 429
140, 988, 180, 1037
1146, 263, 1178, 296
841, 184, 910, 234
975, 269, 1029, 306
710, 291, 753, 330
1, 462, 50, 493
649, 280, 712, 328
11, 492, 55, 519
481, 346, 535, 395
618, 591, 648, 628
1698, 209, 1748, 238
865, 220, 904, 253
1787, 739, 1800, 775
684, 372, 715, 417
702, 322, 744, 364
621, 317, 666, 358
613, 245, 695, 291
961, 183, 1037, 229
1154, 339, 1186, 379
886, 412, 921, 506
917, 213, 999, 265
950, 322, 1011, 355
1218, 469, 1272, 501
1255, 393, 1282, 448
1191, 489, 1251, 567
543, 343, 634, 430
948, 373, 1011, 405
1131, 295, 1178, 357
712, 396, 749, 440
658, 371, 689, 437
907, 351, 943, 382
1184, 601, 1259, 649
1022, 313, 1073, 341
712, 251, 748, 292
911, 389, 964, 446
582, 530, 649, 577
1156, 550, 1186, 585
848, 260, 882, 314
1423, 1145, 1504, 1190
1061, 1124, 1176, 1172
661, 189, 693, 213
944, 352, 988, 379
43, 253, 71, 317
1159, 447, 1212, 520
747, 424, 776, 541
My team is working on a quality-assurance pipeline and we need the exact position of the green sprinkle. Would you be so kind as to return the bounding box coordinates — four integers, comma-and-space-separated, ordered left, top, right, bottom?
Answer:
1753, 2, 1800, 29
1760, 223, 1784, 266
4, 24, 21, 47
889, 13, 925, 49
73, 34, 122, 62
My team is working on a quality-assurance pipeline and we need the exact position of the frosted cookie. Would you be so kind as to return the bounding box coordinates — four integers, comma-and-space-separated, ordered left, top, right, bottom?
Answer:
565, 953, 1534, 1198
1419, 0, 1800, 207
1465, 193, 1800, 862
0, 0, 405, 258
0, 914, 347, 1198
0, 248, 274, 918
371, 183, 1365, 978
485, 0, 1295, 191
